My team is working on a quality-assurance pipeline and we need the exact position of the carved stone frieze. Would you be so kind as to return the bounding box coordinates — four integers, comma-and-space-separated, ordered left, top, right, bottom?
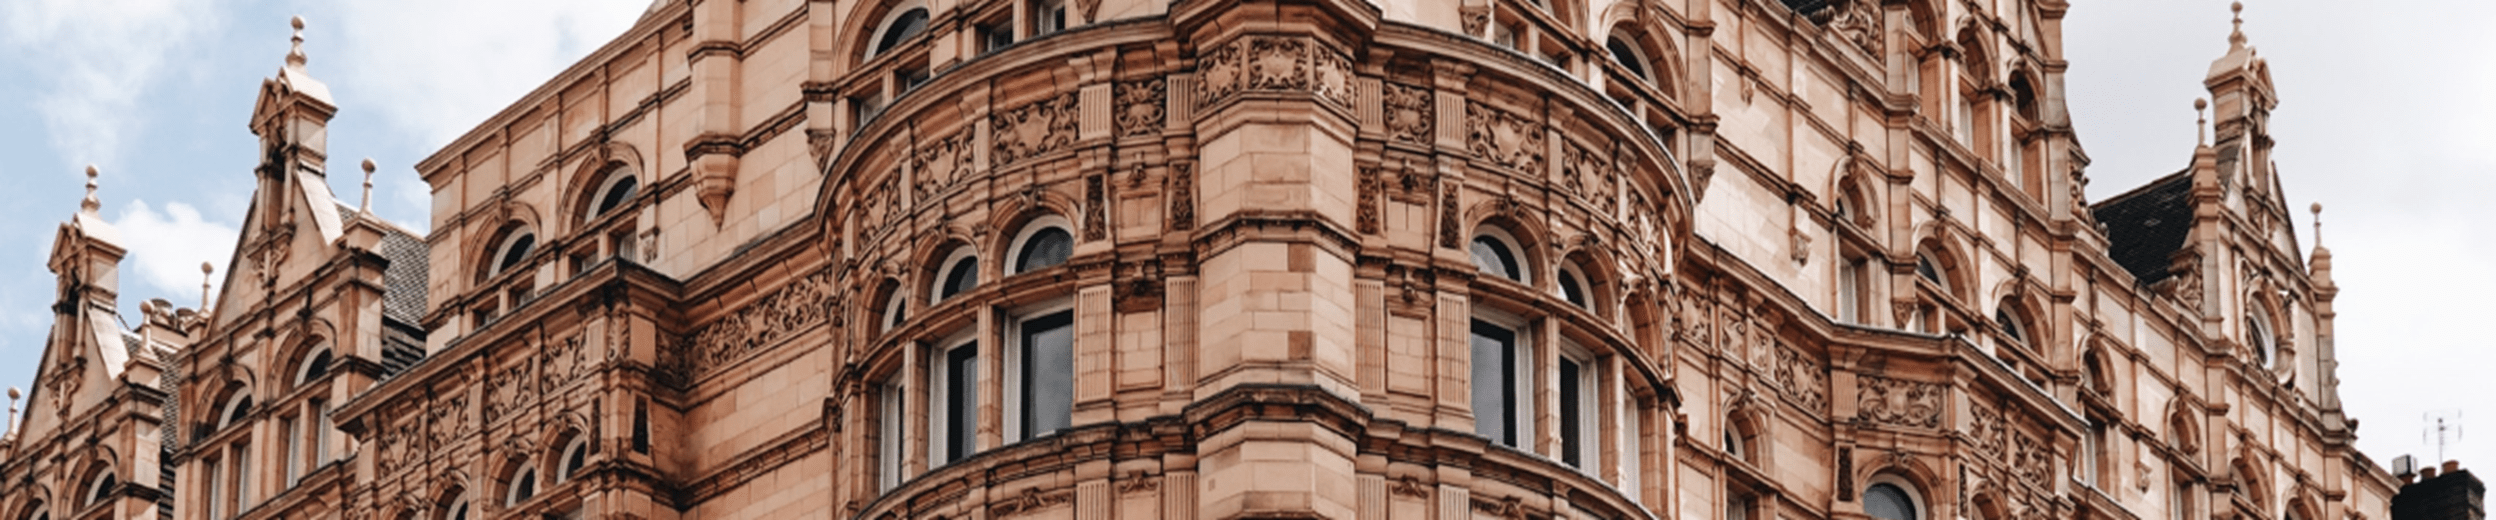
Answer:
1460, 6, 1489, 36
1383, 82, 1433, 145
1857, 374, 1943, 428
1195, 36, 1355, 111
914, 128, 976, 200
989, 487, 1074, 517
1115, 79, 1166, 138
992, 91, 1080, 168
1438, 180, 1461, 248
1967, 396, 2007, 459
659, 268, 839, 386
1824, 0, 1884, 57
1390, 475, 1431, 499
1391, 157, 1433, 204
2011, 428, 2051, 486
1465, 101, 1545, 173
1770, 343, 1828, 414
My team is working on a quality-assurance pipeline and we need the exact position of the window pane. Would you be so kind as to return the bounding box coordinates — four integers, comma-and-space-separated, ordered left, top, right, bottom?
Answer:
873, 8, 930, 56
1471, 237, 1519, 281
880, 377, 905, 491
1864, 483, 1916, 520
1559, 270, 1586, 308
1606, 38, 1647, 80
1015, 227, 1073, 273
1022, 311, 1075, 439
941, 257, 979, 301
595, 176, 638, 216
1559, 357, 1583, 467
499, 234, 535, 272
944, 343, 979, 464
1470, 321, 1516, 446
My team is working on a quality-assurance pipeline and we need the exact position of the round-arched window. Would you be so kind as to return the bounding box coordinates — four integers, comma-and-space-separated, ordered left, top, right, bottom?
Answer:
492, 228, 537, 277
590, 171, 639, 219
2246, 313, 2275, 367
442, 497, 469, 520
1996, 307, 2024, 345
1470, 230, 1527, 283
506, 467, 537, 506
296, 347, 333, 386
870, 7, 930, 59
880, 282, 909, 332
1557, 265, 1589, 308
1864, 481, 1920, 520
85, 470, 114, 507
1009, 219, 1074, 274
556, 437, 589, 483
218, 393, 253, 430
933, 247, 979, 303
1606, 37, 1650, 81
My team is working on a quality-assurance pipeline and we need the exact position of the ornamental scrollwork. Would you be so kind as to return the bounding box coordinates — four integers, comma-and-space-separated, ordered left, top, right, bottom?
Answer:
1383, 82, 1433, 145
913, 128, 975, 200
1195, 36, 1356, 111
659, 268, 839, 386
1770, 343, 1828, 414
1115, 79, 1166, 138
1968, 396, 2007, 459
1466, 100, 1545, 173
992, 91, 1080, 168
1857, 374, 1943, 428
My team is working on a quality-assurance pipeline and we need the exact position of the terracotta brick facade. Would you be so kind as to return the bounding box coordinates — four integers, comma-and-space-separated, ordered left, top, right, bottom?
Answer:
0, 1, 2398, 520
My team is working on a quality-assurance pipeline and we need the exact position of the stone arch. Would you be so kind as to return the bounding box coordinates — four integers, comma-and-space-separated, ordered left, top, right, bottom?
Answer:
1556, 236, 1624, 318
842, 0, 932, 69
276, 318, 340, 390
1830, 156, 1879, 229
1721, 390, 1773, 467
1467, 208, 1554, 288
562, 142, 648, 231
1911, 225, 1976, 304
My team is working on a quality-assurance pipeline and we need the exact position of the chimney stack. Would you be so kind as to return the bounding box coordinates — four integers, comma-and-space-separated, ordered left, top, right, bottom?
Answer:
2394, 460, 2486, 520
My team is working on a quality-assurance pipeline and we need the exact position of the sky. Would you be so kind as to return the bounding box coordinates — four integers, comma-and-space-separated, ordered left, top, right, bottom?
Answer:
0, 0, 2485, 477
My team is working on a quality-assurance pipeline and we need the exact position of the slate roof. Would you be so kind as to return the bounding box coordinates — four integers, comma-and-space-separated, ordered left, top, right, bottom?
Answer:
2090, 170, 2194, 286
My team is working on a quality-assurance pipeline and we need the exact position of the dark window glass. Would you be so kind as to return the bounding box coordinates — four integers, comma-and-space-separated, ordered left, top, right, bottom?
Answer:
1020, 311, 1075, 439
225, 397, 253, 428
499, 234, 536, 272
1997, 308, 2023, 344
943, 343, 980, 464
1471, 237, 1520, 281
1864, 483, 1917, 520
631, 400, 650, 454
1559, 357, 1583, 467
1915, 255, 1940, 285
1559, 270, 1587, 308
303, 349, 332, 383
873, 8, 929, 57
511, 469, 535, 504
940, 256, 979, 301
561, 443, 586, 481
1606, 38, 1648, 80
1470, 320, 1517, 446
1015, 227, 1074, 273
594, 175, 638, 217
90, 474, 115, 505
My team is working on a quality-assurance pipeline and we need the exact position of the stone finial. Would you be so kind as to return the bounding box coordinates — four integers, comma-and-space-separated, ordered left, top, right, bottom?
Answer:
2194, 98, 2209, 144
80, 165, 100, 214
360, 158, 377, 213
287, 16, 308, 69
2310, 202, 2324, 246
2228, 2, 2247, 47
201, 262, 215, 311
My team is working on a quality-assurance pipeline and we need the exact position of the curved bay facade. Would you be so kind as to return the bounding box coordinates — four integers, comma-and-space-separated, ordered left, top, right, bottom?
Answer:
0, 1, 2396, 520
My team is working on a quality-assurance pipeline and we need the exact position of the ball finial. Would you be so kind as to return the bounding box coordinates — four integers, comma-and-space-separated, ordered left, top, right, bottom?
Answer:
291, 15, 305, 30
6, 387, 19, 400
80, 165, 101, 214
2194, 98, 2207, 110
2310, 202, 2323, 215
362, 158, 377, 173
202, 261, 214, 275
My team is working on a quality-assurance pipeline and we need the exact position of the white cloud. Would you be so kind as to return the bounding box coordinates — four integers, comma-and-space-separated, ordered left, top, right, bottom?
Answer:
109, 200, 237, 302
322, 0, 647, 147
1, 0, 220, 167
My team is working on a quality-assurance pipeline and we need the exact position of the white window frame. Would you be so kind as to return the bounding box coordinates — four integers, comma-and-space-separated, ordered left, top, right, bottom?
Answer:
1469, 307, 1535, 449
555, 437, 590, 484
505, 466, 537, 506
928, 330, 981, 466
1837, 257, 1866, 324
84, 467, 114, 507
1554, 339, 1600, 472
866, 0, 932, 60
1864, 474, 1927, 520
1555, 261, 1592, 310
1005, 216, 1075, 276
1032, 0, 1066, 35
1002, 298, 1077, 442
491, 228, 537, 278
443, 497, 471, 520
931, 247, 980, 305
218, 392, 253, 431
588, 169, 640, 220
882, 284, 910, 333
1471, 227, 1533, 285
878, 372, 907, 491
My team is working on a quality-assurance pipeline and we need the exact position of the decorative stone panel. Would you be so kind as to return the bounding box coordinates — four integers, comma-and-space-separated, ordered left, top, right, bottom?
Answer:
1856, 374, 1943, 428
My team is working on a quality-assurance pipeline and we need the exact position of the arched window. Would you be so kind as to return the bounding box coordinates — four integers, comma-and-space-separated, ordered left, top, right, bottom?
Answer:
1606, 37, 1650, 81
218, 392, 253, 431
2245, 312, 2276, 367
1470, 228, 1529, 283
20, 501, 46, 520
491, 227, 537, 278
879, 280, 909, 333
84, 470, 115, 507
441, 495, 470, 520
1995, 306, 2025, 345
296, 346, 333, 386
932, 247, 979, 304
1556, 265, 1589, 309
505, 466, 537, 506
1863, 478, 1922, 520
589, 170, 639, 220
1008, 218, 1074, 274
870, 7, 930, 59
556, 437, 589, 484
1914, 252, 1942, 287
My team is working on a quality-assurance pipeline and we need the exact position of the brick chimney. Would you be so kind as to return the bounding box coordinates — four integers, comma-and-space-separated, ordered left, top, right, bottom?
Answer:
2395, 461, 2486, 520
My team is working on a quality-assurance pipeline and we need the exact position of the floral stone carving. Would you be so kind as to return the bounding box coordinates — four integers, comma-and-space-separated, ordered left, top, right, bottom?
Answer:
992, 91, 1080, 168
1466, 100, 1545, 173
1116, 79, 1166, 137
1857, 374, 1943, 428
1195, 36, 1356, 111
1384, 82, 1433, 145
660, 267, 839, 385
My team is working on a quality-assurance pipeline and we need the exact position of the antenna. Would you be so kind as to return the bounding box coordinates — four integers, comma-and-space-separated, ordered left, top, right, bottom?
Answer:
2425, 410, 2466, 463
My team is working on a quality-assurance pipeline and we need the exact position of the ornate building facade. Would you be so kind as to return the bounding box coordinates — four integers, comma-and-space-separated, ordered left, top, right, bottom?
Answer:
0, 0, 2396, 519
